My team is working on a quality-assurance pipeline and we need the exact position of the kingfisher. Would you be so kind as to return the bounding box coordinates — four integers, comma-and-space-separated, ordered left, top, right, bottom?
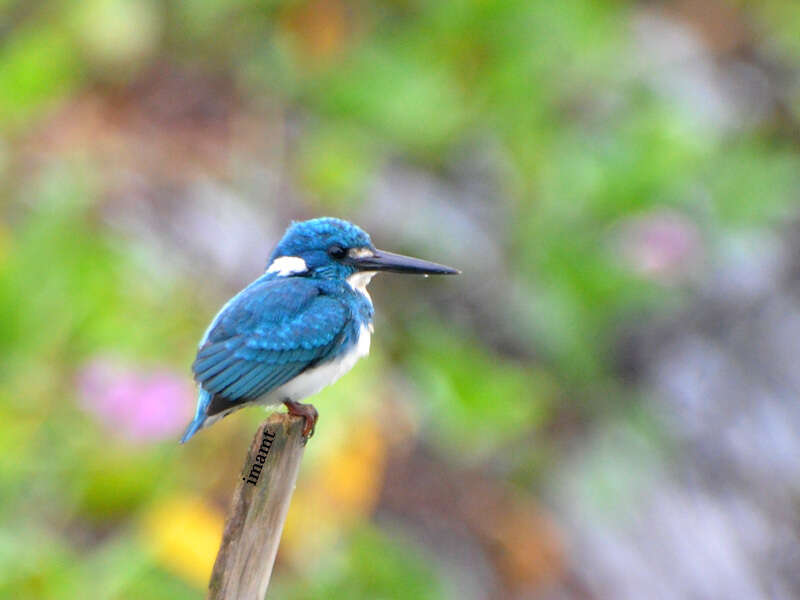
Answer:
181, 217, 459, 443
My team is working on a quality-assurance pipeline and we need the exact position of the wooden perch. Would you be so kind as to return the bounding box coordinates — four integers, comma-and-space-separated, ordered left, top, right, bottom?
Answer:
208, 412, 306, 600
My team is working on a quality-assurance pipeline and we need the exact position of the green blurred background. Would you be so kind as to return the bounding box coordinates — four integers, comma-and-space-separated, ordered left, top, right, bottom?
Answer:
3, 1, 800, 598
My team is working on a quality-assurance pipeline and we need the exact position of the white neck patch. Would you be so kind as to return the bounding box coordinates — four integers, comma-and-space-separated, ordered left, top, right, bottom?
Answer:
266, 256, 308, 276
347, 271, 376, 305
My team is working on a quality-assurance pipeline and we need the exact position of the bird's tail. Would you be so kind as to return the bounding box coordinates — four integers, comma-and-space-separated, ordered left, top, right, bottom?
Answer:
180, 389, 211, 444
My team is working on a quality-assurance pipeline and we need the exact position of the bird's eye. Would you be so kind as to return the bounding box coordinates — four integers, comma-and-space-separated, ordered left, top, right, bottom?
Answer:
327, 245, 347, 259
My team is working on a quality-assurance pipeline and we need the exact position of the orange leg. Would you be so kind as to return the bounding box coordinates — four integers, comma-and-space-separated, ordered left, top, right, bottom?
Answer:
283, 400, 319, 440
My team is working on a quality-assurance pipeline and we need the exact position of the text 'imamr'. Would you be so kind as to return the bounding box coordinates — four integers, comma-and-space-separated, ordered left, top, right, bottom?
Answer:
242, 428, 276, 486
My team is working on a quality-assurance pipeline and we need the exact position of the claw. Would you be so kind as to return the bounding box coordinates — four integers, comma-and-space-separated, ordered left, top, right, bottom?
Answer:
283, 400, 318, 441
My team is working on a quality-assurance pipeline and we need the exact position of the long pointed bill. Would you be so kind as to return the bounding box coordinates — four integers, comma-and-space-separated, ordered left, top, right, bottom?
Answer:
350, 249, 460, 275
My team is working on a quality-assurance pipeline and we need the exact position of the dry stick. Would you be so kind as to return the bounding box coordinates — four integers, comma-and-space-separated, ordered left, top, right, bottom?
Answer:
208, 412, 306, 600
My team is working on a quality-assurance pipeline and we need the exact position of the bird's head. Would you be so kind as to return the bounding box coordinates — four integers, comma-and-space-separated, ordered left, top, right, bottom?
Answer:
267, 217, 459, 281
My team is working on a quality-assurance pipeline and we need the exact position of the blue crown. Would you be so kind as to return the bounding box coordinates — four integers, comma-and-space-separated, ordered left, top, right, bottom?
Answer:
270, 217, 374, 261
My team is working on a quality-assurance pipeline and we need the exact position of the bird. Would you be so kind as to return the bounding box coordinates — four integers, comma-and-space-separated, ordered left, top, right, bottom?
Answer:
180, 217, 459, 443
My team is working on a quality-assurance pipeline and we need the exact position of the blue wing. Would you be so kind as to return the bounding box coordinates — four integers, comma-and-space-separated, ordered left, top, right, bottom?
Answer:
191, 276, 352, 413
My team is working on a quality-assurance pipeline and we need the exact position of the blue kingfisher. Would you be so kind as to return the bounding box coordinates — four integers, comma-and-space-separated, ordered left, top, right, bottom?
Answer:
181, 217, 459, 443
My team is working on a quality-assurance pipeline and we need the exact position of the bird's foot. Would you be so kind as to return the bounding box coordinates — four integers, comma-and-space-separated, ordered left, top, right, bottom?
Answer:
283, 400, 318, 442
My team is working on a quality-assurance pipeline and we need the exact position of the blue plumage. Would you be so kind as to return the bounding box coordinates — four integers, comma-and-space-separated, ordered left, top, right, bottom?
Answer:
181, 217, 458, 443
194, 277, 368, 402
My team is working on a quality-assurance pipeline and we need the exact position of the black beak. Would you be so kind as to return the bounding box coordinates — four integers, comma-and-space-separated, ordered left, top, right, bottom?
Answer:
350, 249, 460, 275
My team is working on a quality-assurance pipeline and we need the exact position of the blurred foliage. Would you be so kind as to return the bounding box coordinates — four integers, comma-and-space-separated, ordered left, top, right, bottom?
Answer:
2, 0, 800, 598
279, 525, 446, 600
409, 322, 554, 458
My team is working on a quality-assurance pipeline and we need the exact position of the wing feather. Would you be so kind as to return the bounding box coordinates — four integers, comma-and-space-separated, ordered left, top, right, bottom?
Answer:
191, 276, 352, 415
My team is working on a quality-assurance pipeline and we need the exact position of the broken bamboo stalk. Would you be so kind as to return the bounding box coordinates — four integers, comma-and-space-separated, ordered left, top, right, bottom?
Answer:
207, 412, 306, 600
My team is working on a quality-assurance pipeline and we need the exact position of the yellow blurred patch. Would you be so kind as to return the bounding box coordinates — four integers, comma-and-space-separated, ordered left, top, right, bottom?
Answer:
140, 495, 223, 588
281, 416, 387, 564
282, 0, 348, 62
319, 419, 384, 512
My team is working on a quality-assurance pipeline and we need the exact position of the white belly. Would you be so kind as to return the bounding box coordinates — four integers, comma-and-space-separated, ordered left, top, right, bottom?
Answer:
261, 323, 371, 405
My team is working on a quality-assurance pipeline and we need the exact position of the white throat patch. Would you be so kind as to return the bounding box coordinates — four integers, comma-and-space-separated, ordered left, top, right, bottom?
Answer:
266, 256, 308, 276
347, 271, 376, 305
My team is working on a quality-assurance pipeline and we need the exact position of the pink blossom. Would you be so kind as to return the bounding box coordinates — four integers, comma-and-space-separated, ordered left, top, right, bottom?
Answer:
77, 358, 194, 443
616, 211, 702, 283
